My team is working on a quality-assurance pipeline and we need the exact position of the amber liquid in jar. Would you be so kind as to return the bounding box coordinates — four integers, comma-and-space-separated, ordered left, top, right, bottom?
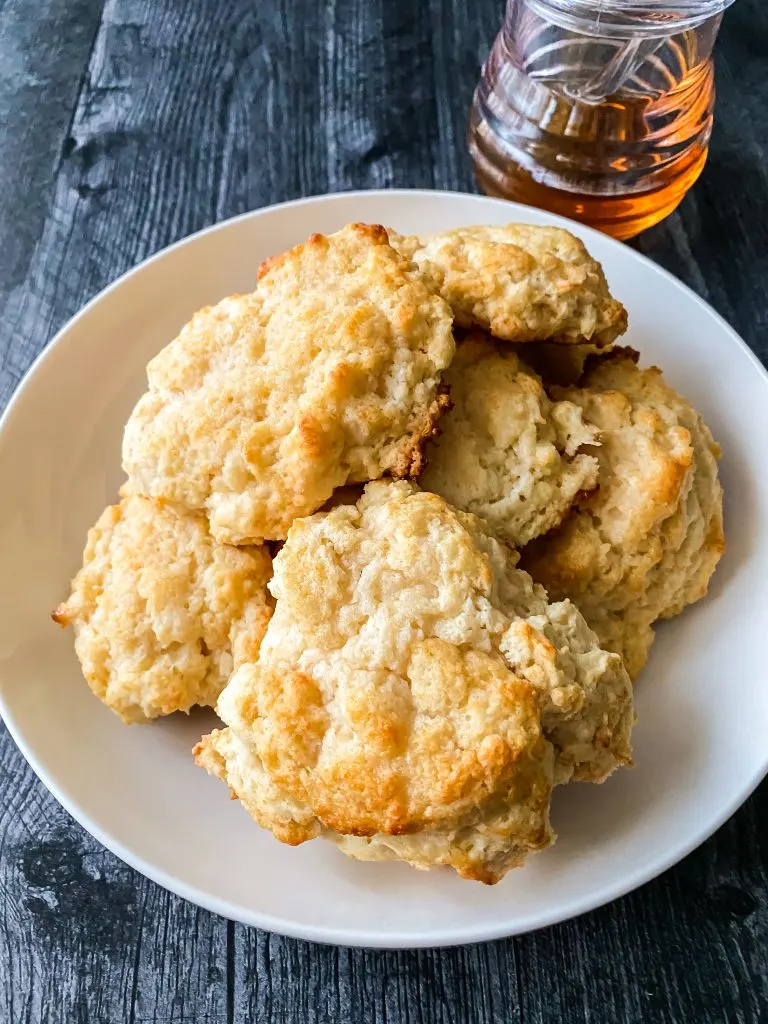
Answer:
468, 3, 723, 239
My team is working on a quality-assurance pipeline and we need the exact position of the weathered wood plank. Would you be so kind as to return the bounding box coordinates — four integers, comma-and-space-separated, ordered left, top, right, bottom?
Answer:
515, 783, 768, 1024
0, 721, 229, 1024
232, 930, 523, 1024
0, 0, 766, 1021
1, 0, 236, 1017
0, 0, 103, 314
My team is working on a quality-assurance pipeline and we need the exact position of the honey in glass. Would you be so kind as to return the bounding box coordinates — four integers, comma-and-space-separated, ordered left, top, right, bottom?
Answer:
468, 1, 736, 239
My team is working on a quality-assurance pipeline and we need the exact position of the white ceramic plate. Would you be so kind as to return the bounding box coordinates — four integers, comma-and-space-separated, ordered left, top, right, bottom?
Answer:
1, 190, 766, 949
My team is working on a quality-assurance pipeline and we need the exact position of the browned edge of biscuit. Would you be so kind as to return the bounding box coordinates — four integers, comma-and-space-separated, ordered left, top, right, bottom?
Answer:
256, 223, 391, 281
388, 383, 453, 478
51, 606, 70, 627
581, 343, 640, 378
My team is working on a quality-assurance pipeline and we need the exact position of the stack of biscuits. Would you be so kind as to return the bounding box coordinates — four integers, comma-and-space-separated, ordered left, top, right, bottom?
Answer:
54, 222, 724, 883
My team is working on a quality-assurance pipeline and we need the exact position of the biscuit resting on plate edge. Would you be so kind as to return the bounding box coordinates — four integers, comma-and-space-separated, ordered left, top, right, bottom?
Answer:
389, 224, 627, 347
122, 223, 455, 544
521, 349, 725, 678
195, 481, 634, 883
53, 495, 273, 724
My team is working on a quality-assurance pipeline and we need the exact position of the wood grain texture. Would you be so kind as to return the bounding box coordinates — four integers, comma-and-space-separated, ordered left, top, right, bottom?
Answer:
0, 0, 103, 315
0, 721, 229, 1024
0, 0, 766, 1021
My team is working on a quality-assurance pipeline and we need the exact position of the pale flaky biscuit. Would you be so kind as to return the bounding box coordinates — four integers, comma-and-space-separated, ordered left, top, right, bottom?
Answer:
420, 334, 599, 546
389, 224, 626, 346
195, 481, 633, 883
521, 350, 724, 678
122, 223, 455, 544
53, 495, 273, 724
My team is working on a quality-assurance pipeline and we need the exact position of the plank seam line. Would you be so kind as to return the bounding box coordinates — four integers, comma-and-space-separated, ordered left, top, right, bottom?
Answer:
54, 4, 106, 174
514, 941, 525, 1024
226, 919, 235, 1024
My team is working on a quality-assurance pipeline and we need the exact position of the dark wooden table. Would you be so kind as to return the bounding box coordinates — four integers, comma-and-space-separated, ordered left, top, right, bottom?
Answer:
1, 2, 766, 1021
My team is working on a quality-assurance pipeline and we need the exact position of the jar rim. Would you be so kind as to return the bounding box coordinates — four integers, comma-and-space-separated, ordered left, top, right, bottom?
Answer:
522, 0, 736, 37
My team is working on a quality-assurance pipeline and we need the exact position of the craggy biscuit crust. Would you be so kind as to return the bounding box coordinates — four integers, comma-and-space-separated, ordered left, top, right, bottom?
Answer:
123, 223, 455, 544
521, 350, 724, 677
420, 334, 599, 546
53, 495, 273, 723
389, 224, 627, 346
196, 482, 633, 882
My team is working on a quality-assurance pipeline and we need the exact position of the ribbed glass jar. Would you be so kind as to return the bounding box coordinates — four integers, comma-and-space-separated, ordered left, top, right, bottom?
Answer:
468, 0, 737, 238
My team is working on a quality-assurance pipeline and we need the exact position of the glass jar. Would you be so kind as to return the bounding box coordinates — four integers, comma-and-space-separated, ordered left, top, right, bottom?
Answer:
468, 0, 737, 239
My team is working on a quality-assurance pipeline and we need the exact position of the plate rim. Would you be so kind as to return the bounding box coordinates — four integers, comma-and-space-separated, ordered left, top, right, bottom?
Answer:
1, 188, 767, 949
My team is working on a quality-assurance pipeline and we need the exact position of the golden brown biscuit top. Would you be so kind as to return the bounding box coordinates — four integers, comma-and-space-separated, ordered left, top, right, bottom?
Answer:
122, 223, 455, 544
389, 224, 627, 346
556, 355, 695, 550
54, 495, 273, 722
195, 481, 633, 880
521, 350, 724, 677
220, 646, 551, 839
220, 480, 632, 810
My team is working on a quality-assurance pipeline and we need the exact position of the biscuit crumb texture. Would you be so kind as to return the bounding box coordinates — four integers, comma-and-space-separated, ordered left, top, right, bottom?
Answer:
521, 350, 724, 678
123, 223, 455, 544
195, 481, 633, 882
53, 495, 273, 723
389, 224, 627, 346
420, 334, 600, 546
